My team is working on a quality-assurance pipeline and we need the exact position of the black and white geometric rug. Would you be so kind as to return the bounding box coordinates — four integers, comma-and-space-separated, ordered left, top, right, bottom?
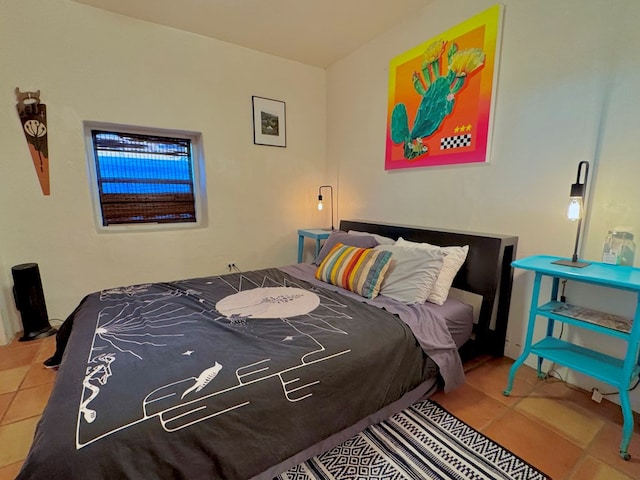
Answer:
277, 400, 549, 480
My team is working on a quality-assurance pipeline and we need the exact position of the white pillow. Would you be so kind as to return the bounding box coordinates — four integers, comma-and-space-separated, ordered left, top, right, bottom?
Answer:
373, 245, 444, 304
395, 237, 469, 305
348, 230, 396, 245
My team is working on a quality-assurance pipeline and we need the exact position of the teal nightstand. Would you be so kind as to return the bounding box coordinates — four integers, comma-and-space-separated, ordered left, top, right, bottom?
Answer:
504, 255, 640, 460
297, 228, 331, 263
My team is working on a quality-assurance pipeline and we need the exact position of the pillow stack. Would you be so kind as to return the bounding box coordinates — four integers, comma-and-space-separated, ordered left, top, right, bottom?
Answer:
312, 230, 468, 306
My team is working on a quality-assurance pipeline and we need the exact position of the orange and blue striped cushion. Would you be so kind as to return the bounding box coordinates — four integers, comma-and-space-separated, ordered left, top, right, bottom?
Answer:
315, 243, 392, 299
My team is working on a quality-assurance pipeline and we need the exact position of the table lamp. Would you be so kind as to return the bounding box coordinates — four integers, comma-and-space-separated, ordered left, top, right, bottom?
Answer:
317, 185, 334, 230
552, 161, 590, 268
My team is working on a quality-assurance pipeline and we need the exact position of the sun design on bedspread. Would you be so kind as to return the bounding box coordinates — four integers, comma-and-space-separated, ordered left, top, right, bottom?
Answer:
76, 272, 354, 450
210, 277, 354, 367
92, 299, 209, 360
213, 274, 353, 334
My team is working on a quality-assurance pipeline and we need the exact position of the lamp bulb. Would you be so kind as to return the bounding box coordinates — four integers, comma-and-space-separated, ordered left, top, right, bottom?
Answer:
567, 197, 582, 221
317, 201, 323, 211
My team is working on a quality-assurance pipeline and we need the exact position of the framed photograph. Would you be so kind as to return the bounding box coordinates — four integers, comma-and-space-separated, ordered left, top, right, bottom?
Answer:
252, 96, 286, 147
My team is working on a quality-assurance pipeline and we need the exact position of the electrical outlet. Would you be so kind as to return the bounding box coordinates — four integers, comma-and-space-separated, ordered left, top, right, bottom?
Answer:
591, 388, 603, 403
227, 262, 236, 272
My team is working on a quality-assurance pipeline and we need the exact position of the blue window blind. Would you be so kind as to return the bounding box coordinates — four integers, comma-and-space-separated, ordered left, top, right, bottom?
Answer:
91, 131, 196, 226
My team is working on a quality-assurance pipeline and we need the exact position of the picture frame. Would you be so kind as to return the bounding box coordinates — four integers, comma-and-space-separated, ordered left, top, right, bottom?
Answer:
252, 96, 286, 147
385, 4, 503, 170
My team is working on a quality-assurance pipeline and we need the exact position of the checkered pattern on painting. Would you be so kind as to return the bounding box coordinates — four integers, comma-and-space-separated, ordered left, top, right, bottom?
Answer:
440, 134, 472, 150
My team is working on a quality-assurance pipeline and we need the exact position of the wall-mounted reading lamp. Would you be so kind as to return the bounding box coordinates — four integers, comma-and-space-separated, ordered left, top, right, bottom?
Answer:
317, 185, 334, 231
552, 161, 590, 268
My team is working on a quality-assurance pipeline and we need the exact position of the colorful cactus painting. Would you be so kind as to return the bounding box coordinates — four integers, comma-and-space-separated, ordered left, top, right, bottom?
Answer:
390, 40, 485, 160
384, 5, 502, 170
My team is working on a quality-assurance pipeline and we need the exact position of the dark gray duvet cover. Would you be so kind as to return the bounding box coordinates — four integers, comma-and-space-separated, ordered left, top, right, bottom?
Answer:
18, 267, 461, 480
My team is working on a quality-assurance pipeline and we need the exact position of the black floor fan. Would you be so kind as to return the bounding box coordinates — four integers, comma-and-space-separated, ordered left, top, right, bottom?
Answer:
11, 263, 56, 341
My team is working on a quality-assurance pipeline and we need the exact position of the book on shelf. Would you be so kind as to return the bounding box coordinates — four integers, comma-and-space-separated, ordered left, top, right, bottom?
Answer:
551, 303, 633, 333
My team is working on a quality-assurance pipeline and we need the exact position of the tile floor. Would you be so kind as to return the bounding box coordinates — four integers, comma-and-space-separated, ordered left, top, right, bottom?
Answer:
1, 334, 639, 479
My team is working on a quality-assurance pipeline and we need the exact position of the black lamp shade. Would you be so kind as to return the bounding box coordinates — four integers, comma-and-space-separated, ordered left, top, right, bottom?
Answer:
570, 183, 584, 198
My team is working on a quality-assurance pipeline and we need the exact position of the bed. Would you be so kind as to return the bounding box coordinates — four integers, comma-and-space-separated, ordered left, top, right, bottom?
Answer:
17, 220, 517, 480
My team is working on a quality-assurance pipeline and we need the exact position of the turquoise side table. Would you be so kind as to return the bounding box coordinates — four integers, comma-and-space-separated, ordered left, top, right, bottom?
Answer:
297, 228, 331, 263
504, 254, 640, 460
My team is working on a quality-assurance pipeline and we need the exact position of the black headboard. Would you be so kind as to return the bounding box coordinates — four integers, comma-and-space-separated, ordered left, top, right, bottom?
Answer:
339, 220, 518, 359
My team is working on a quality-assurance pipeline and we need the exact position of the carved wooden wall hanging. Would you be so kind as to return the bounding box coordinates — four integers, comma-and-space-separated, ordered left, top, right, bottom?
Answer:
16, 88, 49, 195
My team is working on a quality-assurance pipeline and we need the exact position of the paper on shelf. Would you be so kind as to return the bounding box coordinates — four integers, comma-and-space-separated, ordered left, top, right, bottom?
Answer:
551, 304, 633, 333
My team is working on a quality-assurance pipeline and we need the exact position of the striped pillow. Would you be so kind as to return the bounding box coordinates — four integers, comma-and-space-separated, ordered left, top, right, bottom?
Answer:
315, 243, 392, 299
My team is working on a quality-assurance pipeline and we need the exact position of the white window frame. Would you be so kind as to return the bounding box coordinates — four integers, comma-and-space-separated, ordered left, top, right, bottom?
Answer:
84, 121, 207, 232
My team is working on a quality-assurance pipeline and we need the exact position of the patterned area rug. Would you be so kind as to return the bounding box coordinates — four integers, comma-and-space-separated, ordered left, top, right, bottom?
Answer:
277, 400, 549, 480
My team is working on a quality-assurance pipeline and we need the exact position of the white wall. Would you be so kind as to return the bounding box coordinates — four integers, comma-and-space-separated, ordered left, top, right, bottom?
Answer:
327, 0, 640, 411
0, 0, 328, 343
582, 3, 640, 266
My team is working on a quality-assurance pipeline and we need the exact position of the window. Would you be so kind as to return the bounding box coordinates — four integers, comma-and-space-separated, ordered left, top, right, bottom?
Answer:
85, 123, 205, 229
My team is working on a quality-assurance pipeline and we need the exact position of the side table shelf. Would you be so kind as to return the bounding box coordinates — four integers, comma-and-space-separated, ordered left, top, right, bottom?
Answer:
503, 255, 640, 460
539, 302, 632, 338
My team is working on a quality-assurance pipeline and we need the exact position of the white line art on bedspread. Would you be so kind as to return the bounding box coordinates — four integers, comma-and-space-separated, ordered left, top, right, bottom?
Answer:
76, 273, 352, 450
80, 353, 116, 424
180, 362, 223, 399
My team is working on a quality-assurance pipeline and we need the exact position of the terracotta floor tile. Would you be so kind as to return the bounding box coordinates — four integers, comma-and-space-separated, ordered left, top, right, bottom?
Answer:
20, 363, 57, 389
1, 383, 53, 425
483, 410, 583, 479
528, 376, 575, 399
487, 356, 542, 384
0, 393, 14, 421
432, 383, 509, 431
531, 378, 640, 434
0, 416, 40, 467
0, 461, 23, 480
465, 358, 538, 406
570, 455, 633, 480
588, 422, 640, 479
5, 334, 26, 348
515, 396, 604, 448
34, 336, 57, 364
462, 354, 493, 372
564, 390, 640, 434
0, 366, 30, 395
8, 333, 54, 348
0, 344, 40, 371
